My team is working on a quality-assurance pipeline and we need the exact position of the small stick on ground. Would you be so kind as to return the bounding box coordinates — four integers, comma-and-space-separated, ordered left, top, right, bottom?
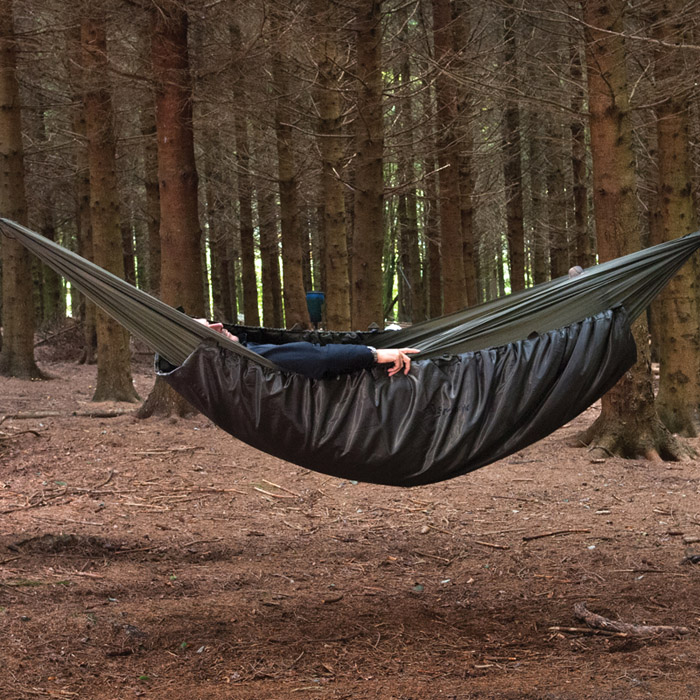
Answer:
475, 541, 510, 550
548, 626, 630, 638
523, 529, 591, 541
0, 429, 43, 441
1, 409, 132, 423
573, 601, 690, 637
254, 487, 295, 499
261, 478, 301, 498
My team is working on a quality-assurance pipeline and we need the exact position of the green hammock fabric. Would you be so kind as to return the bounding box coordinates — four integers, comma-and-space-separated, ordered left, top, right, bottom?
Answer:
2, 217, 699, 366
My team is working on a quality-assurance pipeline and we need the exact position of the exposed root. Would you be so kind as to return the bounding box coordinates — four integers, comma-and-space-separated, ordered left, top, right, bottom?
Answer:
136, 376, 197, 419
577, 414, 696, 462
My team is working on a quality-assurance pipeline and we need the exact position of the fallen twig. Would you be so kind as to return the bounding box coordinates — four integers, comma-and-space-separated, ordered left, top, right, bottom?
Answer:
261, 478, 301, 498
254, 486, 295, 499
0, 411, 58, 425
1, 409, 132, 423
0, 429, 44, 441
548, 626, 630, 638
414, 550, 451, 563
523, 529, 591, 541
573, 601, 690, 637
475, 540, 510, 550
0, 555, 22, 565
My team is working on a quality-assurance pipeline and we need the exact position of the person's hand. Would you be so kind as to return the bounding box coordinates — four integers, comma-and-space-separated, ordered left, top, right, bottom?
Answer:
376, 348, 420, 376
194, 318, 239, 342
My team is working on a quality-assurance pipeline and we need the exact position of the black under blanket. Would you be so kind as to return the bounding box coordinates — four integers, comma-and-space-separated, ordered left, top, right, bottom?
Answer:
158, 308, 636, 487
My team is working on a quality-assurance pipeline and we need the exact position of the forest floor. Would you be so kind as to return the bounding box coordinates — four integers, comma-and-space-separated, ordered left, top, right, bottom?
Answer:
1, 334, 700, 700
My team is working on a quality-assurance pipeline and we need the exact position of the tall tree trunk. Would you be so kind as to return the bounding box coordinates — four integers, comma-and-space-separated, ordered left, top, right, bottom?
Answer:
651, 0, 699, 436
121, 220, 136, 286
234, 111, 259, 326
65, 22, 96, 364
527, 113, 548, 284
501, 1, 525, 293
425, 157, 442, 317
0, 0, 43, 379
578, 0, 691, 460
432, 0, 467, 312
453, 0, 478, 306
301, 211, 313, 294
313, 0, 351, 330
138, 1, 205, 418
38, 203, 64, 326
228, 21, 257, 326
396, 13, 424, 323
204, 144, 231, 321
570, 38, 591, 268
351, 0, 385, 328
140, 99, 160, 295
546, 115, 569, 278
272, 36, 311, 330
37, 110, 63, 326
81, 15, 138, 402
258, 184, 283, 328
133, 220, 149, 290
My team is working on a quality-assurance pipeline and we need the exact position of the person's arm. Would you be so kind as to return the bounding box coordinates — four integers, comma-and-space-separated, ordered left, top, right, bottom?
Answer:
249, 342, 419, 379
248, 342, 372, 379
195, 318, 419, 378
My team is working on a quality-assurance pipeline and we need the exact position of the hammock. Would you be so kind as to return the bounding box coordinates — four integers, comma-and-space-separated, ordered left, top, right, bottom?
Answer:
2, 217, 699, 486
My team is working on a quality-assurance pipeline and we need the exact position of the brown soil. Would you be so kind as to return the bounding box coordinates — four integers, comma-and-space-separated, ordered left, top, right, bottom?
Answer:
2, 350, 700, 699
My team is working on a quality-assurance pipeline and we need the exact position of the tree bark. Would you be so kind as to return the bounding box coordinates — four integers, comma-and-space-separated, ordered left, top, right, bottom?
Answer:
0, 0, 43, 379
138, 1, 205, 418
258, 184, 283, 328
272, 33, 311, 330
204, 142, 233, 322
140, 99, 160, 296
38, 204, 64, 326
570, 38, 592, 269
425, 155, 442, 317
546, 114, 569, 279
578, 0, 692, 460
313, 0, 351, 330
453, 0, 478, 306
527, 112, 548, 284
651, 0, 699, 436
64, 22, 96, 364
432, 0, 467, 312
64, 22, 96, 363
81, 15, 138, 402
235, 110, 260, 327
501, 1, 525, 293
36, 110, 64, 326
351, 0, 385, 329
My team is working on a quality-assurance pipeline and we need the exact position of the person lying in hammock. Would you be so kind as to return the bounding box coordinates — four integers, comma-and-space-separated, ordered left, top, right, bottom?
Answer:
196, 319, 419, 380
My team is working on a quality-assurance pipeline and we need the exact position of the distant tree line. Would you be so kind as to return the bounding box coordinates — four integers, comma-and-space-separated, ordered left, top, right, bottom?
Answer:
0, 0, 699, 457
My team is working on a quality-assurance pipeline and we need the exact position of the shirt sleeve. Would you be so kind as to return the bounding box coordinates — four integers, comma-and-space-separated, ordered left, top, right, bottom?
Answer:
246, 341, 375, 379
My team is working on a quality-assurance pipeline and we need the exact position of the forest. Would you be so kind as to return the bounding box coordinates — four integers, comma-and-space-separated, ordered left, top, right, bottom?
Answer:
1, 0, 699, 458
3, 2, 700, 698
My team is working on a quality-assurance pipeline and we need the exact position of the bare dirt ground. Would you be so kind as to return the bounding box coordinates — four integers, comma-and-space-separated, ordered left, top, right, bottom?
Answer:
1, 339, 700, 699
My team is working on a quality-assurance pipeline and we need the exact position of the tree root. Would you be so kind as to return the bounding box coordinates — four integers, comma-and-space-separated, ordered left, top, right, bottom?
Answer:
577, 414, 696, 463
574, 602, 690, 637
135, 376, 197, 419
